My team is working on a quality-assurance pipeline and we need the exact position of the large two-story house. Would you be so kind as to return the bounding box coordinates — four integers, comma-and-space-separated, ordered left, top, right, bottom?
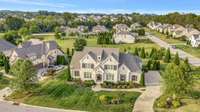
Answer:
70, 47, 142, 84
113, 32, 137, 44
0, 39, 16, 57
113, 24, 130, 33
10, 39, 64, 68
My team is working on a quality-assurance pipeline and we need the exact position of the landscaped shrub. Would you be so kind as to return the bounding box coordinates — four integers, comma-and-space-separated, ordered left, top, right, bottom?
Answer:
83, 80, 95, 87
99, 95, 110, 104
172, 100, 181, 108
140, 72, 145, 86
156, 94, 182, 109
101, 81, 141, 89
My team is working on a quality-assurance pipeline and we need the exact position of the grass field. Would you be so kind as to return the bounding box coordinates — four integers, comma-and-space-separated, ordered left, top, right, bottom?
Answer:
33, 35, 160, 53
8, 70, 141, 112
175, 45, 200, 58
0, 74, 10, 89
146, 28, 185, 44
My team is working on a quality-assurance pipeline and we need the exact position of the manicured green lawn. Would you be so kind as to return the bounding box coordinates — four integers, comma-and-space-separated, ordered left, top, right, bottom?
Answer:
33, 35, 160, 53
0, 33, 4, 39
175, 45, 200, 58
146, 28, 185, 44
0, 75, 10, 89
8, 70, 141, 112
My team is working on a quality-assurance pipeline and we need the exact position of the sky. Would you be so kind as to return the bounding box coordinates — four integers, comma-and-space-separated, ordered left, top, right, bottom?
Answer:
0, 0, 200, 14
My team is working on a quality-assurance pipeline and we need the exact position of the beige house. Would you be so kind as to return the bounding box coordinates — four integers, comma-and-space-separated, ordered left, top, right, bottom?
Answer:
92, 25, 108, 33
70, 47, 142, 84
113, 24, 130, 33
10, 39, 64, 68
0, 39, 16, 57
113, 32, 137, 44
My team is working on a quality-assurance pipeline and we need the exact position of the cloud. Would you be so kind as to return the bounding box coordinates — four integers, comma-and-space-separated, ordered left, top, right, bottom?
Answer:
0, 0, 76, 8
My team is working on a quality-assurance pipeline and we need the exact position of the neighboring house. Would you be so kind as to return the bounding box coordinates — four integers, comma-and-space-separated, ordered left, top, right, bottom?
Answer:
10, 39, 64, 68
185, 28, 200, 39
92, 25, 108, 33
70, 47, 142, 84
113, 24, 130, 33
147, 22, 162, 30
0, 39, 16, 57
113, 32, 137, 44
130, 23, 142, 30
189, 34, 200, 47
78, 25, 89, 33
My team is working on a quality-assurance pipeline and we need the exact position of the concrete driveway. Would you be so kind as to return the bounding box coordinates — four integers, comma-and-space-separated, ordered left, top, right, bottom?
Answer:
147, 34, 200, 67
145, 71, 162, 86
133, 71, 162, 112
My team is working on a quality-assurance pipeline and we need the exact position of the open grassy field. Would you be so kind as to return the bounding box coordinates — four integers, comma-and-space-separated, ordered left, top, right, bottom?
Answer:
8, 70, 141, 112
146, 28, 185, 44
33, 34, 160, 53
0, 74, 10, 89
175, 45, 200, 58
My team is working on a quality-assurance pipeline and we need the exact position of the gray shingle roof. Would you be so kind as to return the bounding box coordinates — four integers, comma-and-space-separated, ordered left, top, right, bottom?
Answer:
14, 40, 58, 59
0, 39, 16, 52
71, 47, 142, 73
119, 53, 142, 72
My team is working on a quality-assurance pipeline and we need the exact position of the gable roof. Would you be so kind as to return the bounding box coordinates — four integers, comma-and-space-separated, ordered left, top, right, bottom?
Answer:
14, 40, 59, 59
0, 39, 16, 52
119, 53, 142, 72
70, 47, 119, 69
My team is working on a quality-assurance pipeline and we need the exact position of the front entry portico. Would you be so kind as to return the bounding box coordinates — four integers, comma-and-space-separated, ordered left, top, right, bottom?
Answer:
96, 74, 102, 83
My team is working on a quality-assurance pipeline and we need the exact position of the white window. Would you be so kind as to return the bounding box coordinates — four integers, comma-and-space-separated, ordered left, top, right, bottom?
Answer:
82, 63, 94, 69
106, 73, 114, 80
74, 71, 80, 77
104, 65, 117, 70
131, 75, 137, 81
84, 72, 92, 78
120, 74, 126, 81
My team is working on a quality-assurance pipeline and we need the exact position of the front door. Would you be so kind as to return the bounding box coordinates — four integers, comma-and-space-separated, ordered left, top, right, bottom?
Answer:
96, 74, 102, 82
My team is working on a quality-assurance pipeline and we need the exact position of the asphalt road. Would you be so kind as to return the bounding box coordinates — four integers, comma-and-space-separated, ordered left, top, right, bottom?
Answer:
0, 100, 83, 112
147, 34, 200, 67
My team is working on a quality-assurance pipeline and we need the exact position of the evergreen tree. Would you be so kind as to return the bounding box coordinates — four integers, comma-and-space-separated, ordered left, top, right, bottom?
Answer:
140, 47, 146, 58
151, 60, 157, 70
140, 72, 145, 86
4, 57, 10, 73
164, 63, 193, 96
182, 58, 191, 72
156, 61, 160, 70
150, 48, 156, 58
173, 52, 180, 65
71, 49, 74, 55
66, 48, 70, 56
134, 47, 139, 56
146, 60, 152, 70
164, 48, 171, 63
